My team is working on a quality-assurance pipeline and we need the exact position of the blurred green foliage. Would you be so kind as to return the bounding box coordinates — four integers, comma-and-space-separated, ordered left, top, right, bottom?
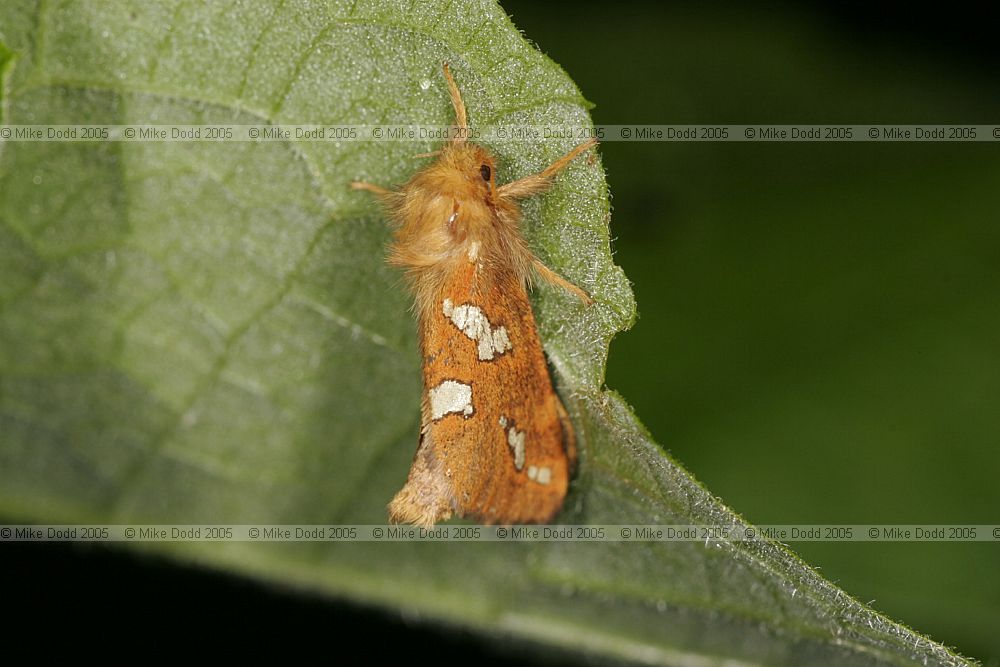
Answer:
503, 0, 1000, 661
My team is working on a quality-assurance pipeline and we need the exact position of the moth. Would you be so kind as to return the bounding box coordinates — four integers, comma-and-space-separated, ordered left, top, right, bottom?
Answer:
351, 63, 596, 527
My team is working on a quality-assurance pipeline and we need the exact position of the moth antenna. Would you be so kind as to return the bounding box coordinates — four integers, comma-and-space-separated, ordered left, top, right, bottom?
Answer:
442, 62, 468, 145
413, 150, 442, 159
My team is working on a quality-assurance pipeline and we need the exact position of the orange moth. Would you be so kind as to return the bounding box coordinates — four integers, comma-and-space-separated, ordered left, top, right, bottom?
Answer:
351, 63, 596, 527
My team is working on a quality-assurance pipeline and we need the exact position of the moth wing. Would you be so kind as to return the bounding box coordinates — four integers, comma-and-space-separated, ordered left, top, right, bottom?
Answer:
388, 264, 574, 526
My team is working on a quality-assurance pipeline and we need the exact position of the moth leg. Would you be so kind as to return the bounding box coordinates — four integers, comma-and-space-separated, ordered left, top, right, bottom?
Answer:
350, 180, 394, 196
532, 257, 592, 305
498, 138, 598, 200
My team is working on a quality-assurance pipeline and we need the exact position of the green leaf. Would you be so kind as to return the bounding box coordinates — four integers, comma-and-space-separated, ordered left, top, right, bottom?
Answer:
0, 2, 973, 665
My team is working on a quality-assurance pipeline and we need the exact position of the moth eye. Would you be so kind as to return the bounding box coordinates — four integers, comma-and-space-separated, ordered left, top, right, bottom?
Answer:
479, 164, 491, 181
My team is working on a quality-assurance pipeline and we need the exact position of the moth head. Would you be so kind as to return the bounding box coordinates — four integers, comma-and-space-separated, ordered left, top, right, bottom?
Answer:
393, 141, 500, 262
435, 142, 496, 205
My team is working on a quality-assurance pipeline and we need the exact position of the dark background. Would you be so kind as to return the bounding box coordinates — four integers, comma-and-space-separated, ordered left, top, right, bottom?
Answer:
4, 1, 998, 663
505, 0, 1000, 662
